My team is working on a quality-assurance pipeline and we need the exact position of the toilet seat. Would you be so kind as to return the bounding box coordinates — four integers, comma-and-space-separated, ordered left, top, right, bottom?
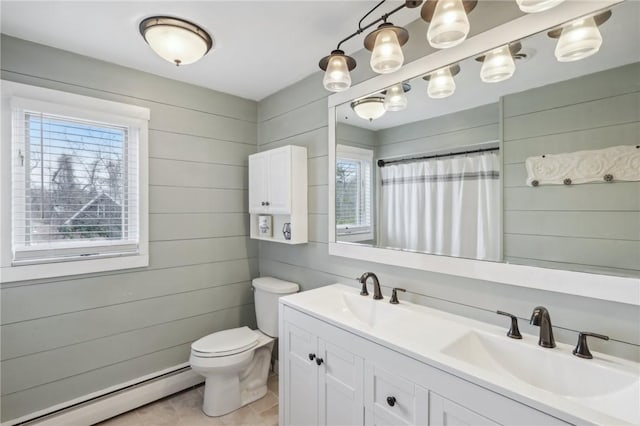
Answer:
191, 326, 258, 358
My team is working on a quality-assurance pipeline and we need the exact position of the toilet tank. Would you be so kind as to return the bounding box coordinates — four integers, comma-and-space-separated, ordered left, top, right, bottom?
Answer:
253, 277, 299, 337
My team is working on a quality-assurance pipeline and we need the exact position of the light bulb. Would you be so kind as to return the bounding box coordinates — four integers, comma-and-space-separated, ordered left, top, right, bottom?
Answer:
323, 54, 352, 92
516, 0, 565, 13
554, 17, 603, 62
481, 45, 516, 83
427, 68, 456, 99
427, 0, 471, 49
370, 28, 404, 74
384, 83, 408, 111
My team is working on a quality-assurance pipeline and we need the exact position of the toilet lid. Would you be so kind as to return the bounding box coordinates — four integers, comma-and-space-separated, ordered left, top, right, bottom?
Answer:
191, 326, 258, 356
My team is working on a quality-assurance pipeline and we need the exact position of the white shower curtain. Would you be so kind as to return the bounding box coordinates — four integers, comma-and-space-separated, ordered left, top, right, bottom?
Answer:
379, 152, 501, 261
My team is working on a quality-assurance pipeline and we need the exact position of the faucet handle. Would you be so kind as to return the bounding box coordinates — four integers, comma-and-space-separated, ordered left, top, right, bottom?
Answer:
389, 288, 406, 304
573, 332, 609, 359
496, 311, 522, 339
356, 276, 369, 296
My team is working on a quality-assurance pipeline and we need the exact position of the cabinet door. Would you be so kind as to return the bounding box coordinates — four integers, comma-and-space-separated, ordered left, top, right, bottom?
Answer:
282, 322, 318, 426
266, 147, 291, 214
365, 363, 429, 426
318, 340, 364, 426
248, 153, 268, 213
430, 393, 500, 426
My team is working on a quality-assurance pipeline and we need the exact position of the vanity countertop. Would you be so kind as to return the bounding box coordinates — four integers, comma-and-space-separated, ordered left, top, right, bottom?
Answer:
280, 284, 640, 426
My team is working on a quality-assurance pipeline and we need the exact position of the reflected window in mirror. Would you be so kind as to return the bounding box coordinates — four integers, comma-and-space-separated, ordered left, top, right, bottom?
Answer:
336, 145, 374, 243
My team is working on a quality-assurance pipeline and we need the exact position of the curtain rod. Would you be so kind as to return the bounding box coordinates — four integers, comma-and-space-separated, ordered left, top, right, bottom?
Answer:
377, 147, 499, 167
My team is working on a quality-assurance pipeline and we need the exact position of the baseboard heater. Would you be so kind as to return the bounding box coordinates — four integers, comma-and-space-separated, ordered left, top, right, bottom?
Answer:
3, 364, 203, 426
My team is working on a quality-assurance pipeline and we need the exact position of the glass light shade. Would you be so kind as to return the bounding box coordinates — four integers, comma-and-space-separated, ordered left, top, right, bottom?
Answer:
323, 55, 352, 92
384, 83, 408, 111
427, 0, 471, 49
516, 0, 565, 13
370, 28, 404, 74
427, 68, 456, 99
144, 25, 209, 65
554, 17, 603, 62
480, 45, 516, 83
352, 98, 386, 122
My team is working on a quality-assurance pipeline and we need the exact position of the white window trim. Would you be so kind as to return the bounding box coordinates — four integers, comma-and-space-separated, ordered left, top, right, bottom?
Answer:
0, 80, 149, 283
336, 144, 374, 241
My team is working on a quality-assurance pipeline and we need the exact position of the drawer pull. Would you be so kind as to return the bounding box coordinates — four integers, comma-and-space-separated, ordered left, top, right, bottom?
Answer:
315, 357, 324, 366
308, 353, 316, 361
386, 396, 397, 407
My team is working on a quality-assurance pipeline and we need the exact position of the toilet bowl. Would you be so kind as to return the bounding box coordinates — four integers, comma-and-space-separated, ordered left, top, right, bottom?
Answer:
189, 277, 299, 417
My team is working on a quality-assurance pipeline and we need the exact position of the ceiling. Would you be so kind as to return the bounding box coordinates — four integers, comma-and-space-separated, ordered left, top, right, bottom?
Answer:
0, 1, 420, 101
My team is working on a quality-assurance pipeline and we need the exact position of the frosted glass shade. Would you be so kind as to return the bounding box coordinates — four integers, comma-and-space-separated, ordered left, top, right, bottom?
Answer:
481, 45, 516, 83
352, 98, 386, 122
555, 17, 603, 62
323, 54, 352, 92
427, 0, 471, 49
370, 28, 404, 74
144, 25, 210, 65
516, 0, 565, 13
384, 83, 408, 111
427, 68, 456, 99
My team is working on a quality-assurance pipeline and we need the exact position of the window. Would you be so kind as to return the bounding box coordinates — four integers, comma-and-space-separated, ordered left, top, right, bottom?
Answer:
0, 81, 149, 282
336, 145, 373, 240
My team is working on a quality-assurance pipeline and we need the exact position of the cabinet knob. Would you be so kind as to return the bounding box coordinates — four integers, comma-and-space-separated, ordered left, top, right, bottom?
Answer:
265, 201, 270, 206
386, 396, 396, 407
261, 201, 265, 206
308, 353, 316, 361
315, 357, 324, 366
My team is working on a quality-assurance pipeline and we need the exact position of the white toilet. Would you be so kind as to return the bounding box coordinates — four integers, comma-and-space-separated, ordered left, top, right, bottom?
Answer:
189, 277, 299, 417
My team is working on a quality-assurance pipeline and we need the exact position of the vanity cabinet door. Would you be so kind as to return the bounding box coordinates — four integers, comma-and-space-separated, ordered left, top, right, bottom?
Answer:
318, 340, 364, 426
429, 393, 499, 426
364, 363, 429, 425
282, 321, 318, 426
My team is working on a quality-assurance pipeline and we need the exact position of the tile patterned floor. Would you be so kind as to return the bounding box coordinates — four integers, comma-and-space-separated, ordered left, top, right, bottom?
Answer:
97, 373, 278, 426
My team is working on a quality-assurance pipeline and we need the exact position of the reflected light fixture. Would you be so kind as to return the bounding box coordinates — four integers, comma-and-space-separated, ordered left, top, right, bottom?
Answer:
365, 22, 409, 74
139, 16, 213, 66
383, 82, 411, 111
516, 0, 565, 13
424, 64, 460, 99
351, 97, 386, 122
548, 11, 611, 62
477, 43, 522, 83
422, 0, 477, 49
319, 50, 357, 92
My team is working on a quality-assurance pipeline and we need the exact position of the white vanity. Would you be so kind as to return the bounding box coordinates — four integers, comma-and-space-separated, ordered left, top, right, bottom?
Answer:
278, 284, 640, 426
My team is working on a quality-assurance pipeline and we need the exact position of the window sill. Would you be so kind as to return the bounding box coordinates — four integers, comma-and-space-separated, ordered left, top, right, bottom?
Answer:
0, 254, 148, 283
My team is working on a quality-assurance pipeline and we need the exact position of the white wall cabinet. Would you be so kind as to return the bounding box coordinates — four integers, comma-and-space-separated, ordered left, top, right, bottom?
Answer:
281, 316, 363, 426
280, 305, 570, 426
249, 145, 307, 243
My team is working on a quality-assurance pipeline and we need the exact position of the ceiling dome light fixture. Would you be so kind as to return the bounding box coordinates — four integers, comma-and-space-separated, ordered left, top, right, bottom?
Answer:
351, 97, 386, 122
548, 11, 611, 63
139, 16, 213, 66
365, 22, 409, 74
516, 0, 565, 13
319, 49, 357, 92
476, 43, 522, 83
422, 0, 477, 49
424, 64, 460, 99
383, 82, 411, 111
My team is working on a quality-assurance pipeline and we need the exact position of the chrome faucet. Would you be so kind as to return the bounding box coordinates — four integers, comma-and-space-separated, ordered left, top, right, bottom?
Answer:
358, 272, 383, 300
530, 306, 555, 348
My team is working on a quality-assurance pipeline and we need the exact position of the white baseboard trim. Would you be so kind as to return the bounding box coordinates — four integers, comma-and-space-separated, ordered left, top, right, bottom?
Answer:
4, 364, 203, 426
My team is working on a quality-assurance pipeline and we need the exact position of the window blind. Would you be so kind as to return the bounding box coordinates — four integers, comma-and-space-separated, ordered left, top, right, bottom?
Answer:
11, 110, 139, 264
336, 155, 372, 234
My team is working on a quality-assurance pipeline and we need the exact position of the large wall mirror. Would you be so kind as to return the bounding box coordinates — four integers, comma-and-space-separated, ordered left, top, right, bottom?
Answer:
328, 0, 639, 305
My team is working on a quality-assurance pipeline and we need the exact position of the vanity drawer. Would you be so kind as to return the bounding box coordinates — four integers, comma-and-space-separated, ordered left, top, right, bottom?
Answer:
365, 363, 428, 425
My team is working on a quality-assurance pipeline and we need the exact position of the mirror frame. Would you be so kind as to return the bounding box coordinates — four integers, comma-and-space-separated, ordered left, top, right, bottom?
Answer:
328, 0, 639, 306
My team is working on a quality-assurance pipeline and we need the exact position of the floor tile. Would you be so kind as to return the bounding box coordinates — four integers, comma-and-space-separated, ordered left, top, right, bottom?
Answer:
249, 391, 278, 414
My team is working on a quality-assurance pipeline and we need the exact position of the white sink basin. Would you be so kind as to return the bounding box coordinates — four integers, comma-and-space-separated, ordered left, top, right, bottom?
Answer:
339, 292, 414, 328
442, 331, 640, 424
